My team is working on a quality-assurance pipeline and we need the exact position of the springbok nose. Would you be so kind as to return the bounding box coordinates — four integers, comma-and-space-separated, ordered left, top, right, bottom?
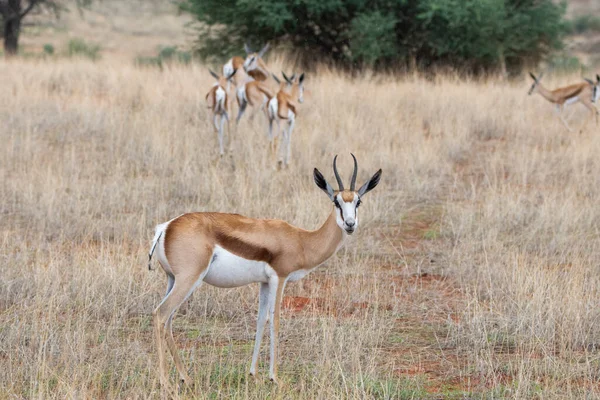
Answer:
346, 220, 355, 227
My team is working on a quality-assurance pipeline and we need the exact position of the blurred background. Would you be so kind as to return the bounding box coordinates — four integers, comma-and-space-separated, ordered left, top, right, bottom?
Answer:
2, 0, 599, 75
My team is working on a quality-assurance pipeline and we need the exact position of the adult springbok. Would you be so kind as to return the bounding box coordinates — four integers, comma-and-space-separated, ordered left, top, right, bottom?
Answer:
528, 72, 599, 132
223, 43, 270, 87
267, 72, 305, 167
149, 154, 382, 389
206, 69, 236, 155
235, 80, 274, 123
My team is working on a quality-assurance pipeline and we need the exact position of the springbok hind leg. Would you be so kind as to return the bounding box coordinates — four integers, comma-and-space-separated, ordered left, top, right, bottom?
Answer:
153, 261, 210, 388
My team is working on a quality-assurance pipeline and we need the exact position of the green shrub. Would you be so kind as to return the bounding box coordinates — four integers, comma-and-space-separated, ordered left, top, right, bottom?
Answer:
548, 53, 583, 73
570, 15, 600, 34
43, 44, 55, 56
181, 0, 568, 72
67, 38, 101, 60
134, 46, 192, 69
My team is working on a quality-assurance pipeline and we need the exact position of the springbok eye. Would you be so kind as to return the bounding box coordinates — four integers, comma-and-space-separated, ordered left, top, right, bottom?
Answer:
356, 199, 362, 208
333, 199, 340, 208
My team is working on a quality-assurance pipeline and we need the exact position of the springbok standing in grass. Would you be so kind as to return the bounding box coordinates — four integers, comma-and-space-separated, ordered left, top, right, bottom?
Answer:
528, 72, 599, 132
267, 72, 305, 167
235, 79, 274, 123
148, 154, 382, 390
206, 69, 236, 155
223, 43, 270, 88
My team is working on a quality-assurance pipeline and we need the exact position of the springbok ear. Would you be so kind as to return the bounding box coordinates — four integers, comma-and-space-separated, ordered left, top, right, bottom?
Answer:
244, 43, 252, 54
282, 71, 292, 84
357, 169, 382, 197
258, 43, 269, 58
299, 73, 305, 84
209, 69, 220, 80
227, 68, 237, 80
529, 72, 537, 81
314, 168, 335, 200
271, 73, 281, 84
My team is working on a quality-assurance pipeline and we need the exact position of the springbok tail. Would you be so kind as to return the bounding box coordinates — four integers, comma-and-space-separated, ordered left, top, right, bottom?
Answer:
148, 229, 164, 270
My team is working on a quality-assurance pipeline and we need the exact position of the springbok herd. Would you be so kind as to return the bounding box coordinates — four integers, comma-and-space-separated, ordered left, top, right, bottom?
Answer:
151, 43, 600, 391
205, 43, 303, 167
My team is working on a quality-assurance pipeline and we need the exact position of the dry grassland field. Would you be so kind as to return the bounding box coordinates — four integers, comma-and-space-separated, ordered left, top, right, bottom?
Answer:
2, 56, 600, 399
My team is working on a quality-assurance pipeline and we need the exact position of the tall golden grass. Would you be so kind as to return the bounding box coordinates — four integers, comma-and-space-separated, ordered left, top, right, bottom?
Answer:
2, 57, 600, 399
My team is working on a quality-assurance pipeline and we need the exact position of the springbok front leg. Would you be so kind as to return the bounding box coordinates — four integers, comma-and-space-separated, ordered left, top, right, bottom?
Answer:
268, 277, 286, 383
580, 100, 599, 132
250, 282, 270, 376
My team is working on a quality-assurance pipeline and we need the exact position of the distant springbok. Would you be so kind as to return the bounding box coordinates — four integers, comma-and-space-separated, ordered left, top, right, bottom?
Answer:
528, 72, 599, 132
235, 80, 274, 124
223, 43, 270, 88
206, 69, 236, 155
267, 72, 305, 167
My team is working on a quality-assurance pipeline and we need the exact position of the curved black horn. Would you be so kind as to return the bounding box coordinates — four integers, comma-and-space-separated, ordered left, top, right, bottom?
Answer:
350, 153, 358, 191
333, 155, 344, 190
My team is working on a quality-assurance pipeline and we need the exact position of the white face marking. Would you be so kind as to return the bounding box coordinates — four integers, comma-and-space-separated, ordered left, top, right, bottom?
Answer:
297, 84, 304, 104
565, 96, 579, 105
594, 86, 600, 103
202, 245, 271, 288
334, 193, 360, 234
243, 54, 258, 72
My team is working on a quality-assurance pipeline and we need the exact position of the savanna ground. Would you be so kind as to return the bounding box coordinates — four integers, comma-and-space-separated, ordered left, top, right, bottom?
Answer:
3, 54, 600, 399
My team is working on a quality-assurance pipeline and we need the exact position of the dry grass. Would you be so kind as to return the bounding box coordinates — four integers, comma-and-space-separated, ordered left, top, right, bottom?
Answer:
2, 57, 600, 399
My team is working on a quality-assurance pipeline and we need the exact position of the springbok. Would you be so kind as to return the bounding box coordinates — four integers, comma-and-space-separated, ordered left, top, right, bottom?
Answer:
267, 72, 305, 167
149, 154, 382, 389
223, 43, 270, 87
528, 72, 599, 132
206, 69, 236, 155
235, 80, 274, 123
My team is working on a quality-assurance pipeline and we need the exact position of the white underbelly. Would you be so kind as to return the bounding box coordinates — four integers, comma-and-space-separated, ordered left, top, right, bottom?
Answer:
203, 245, 271, 288
566, 96, 579, 105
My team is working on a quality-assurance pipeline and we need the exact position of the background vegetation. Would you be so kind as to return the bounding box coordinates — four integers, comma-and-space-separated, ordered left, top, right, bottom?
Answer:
181, 0, 567, 73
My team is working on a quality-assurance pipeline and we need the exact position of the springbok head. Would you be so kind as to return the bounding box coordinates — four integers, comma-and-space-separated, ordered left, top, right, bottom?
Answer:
585, 74, 600, 103
209, 68, 237, 91
273, 72, 306, 104
314, 154, 382, 235
528, 72, 544, 95
243, 43, 270, 79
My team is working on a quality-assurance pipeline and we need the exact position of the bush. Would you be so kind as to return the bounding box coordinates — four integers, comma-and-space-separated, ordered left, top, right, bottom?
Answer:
43, 44, 55, 56
67, 38, 101, 60
181, 0, 568, 72
570, 15, 600, 34
547, 54, 583, 73
134, 46, 192, 69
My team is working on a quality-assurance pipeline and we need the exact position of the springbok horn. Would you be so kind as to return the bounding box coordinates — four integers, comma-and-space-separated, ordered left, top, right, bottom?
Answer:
258, 43, 270, 57
350, 153, 358, 191
333, 155, 344, 191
